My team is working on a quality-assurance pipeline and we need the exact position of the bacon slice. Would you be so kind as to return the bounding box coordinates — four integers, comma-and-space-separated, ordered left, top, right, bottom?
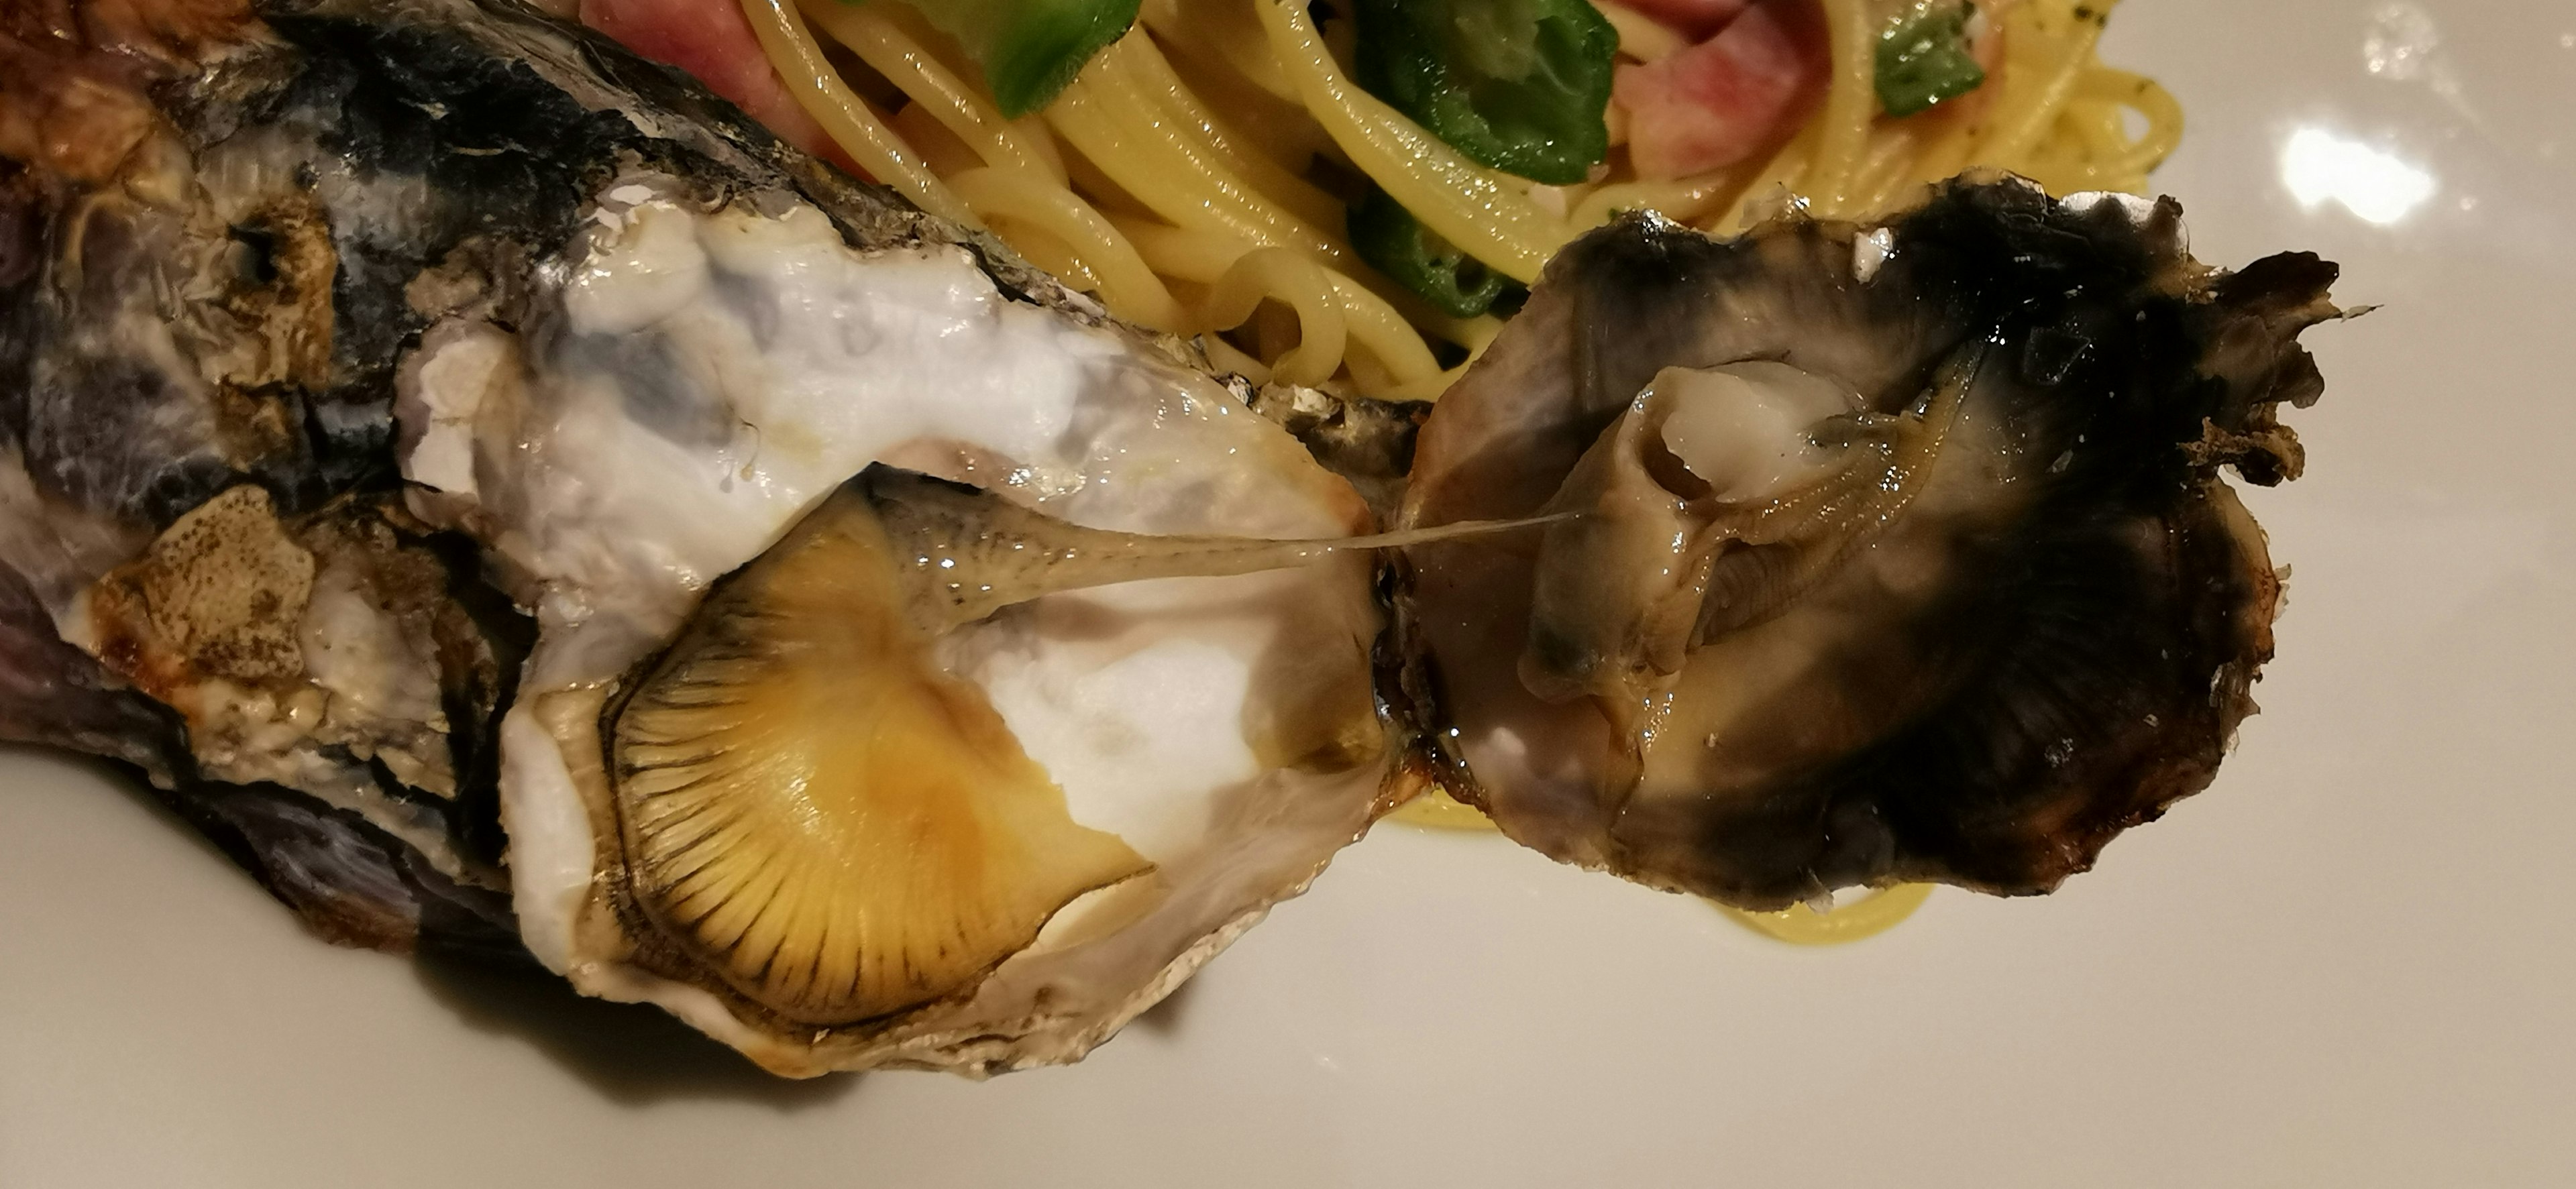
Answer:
1601, 0, 1752, 40
1611, 0, 1825, 180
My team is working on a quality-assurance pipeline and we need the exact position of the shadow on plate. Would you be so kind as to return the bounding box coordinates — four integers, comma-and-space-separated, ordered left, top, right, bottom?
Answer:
1129, 968, 1200, 1037
38, 750, 859, 1109
411, 954, 863, 1109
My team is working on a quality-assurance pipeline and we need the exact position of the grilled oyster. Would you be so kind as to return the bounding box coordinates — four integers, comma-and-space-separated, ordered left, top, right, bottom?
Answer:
1395, 180, 2339, 909
411, 165, 1402, 1073
3, 0, 1407, 1074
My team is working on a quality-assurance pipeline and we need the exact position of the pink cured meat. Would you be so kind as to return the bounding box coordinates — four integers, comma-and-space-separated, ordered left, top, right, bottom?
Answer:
1605, 0, 1753, 40
579, 0, 858, 172
1612, 0, 1825, 180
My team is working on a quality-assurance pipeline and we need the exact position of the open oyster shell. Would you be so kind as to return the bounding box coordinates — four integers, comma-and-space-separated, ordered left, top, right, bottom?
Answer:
1395, 179, 2340, 909
3, 0, 1407, 1075
413, 176, 1399, 1074
364, 18, 1400, 1076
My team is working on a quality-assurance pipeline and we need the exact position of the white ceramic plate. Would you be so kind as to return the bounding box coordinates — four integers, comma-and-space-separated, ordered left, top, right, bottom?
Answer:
7, 1, 2573, 1184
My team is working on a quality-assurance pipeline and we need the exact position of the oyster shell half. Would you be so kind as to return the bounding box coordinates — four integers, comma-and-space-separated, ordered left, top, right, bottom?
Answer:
403, 168, 1400, 1075
1395, 178, 2340, 909
1, 0, 1411, 1076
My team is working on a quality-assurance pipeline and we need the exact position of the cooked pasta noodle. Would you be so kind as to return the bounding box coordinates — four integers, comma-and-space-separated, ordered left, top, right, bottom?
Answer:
1722, 883, 1935, 945
1594, 3, 1686, 62
1807, 0, 1884, 211
752, 0, 2179, 402
736, 0, 967, 223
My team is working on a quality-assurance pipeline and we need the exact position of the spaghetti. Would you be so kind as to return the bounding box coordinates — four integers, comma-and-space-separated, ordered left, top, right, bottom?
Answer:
746, 0, 2178, 404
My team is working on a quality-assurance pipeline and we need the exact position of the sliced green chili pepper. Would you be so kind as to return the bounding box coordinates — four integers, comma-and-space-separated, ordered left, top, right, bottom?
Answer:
895, 0, 1142, 119
1350, 0, 1619, 186
1348, 188, 1517, 319
1875, 1, 1987, 118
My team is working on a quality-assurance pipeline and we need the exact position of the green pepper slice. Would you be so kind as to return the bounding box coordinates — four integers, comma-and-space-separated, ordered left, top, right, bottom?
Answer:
1350, 0, 1619, 186
1875, 1, 1987, 118
1348, 188, 1517, 319
894, 0, 1142, 119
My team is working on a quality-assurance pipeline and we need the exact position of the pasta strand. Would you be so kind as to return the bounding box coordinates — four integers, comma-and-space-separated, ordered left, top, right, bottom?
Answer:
1807, 0, 1886, 215
800, 0, 1063, 184
1202, 248, 1348, 387
1118, 35, 1348, 232
734, 0, 969, 225
946, 167, 1189, 331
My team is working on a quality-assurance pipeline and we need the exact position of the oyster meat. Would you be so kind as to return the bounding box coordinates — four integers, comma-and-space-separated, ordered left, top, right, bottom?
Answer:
1395, 180, 2339, 908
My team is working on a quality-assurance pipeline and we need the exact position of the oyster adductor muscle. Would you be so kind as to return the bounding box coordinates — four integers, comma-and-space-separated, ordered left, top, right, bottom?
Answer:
1395, 178, 2339, 909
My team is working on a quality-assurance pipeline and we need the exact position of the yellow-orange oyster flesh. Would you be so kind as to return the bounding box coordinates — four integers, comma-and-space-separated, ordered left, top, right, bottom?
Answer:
610, 486, 1150, 1025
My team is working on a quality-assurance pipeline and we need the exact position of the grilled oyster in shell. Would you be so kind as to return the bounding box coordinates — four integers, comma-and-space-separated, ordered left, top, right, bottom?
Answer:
375, 16, 1402, 1074
1396, 180, 2339, 909
3, 0, 1405, 1075
426, 175, 1398, 1072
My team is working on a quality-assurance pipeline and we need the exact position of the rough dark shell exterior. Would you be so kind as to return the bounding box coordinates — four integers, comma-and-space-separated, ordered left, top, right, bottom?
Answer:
0, 0, 1079, 956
